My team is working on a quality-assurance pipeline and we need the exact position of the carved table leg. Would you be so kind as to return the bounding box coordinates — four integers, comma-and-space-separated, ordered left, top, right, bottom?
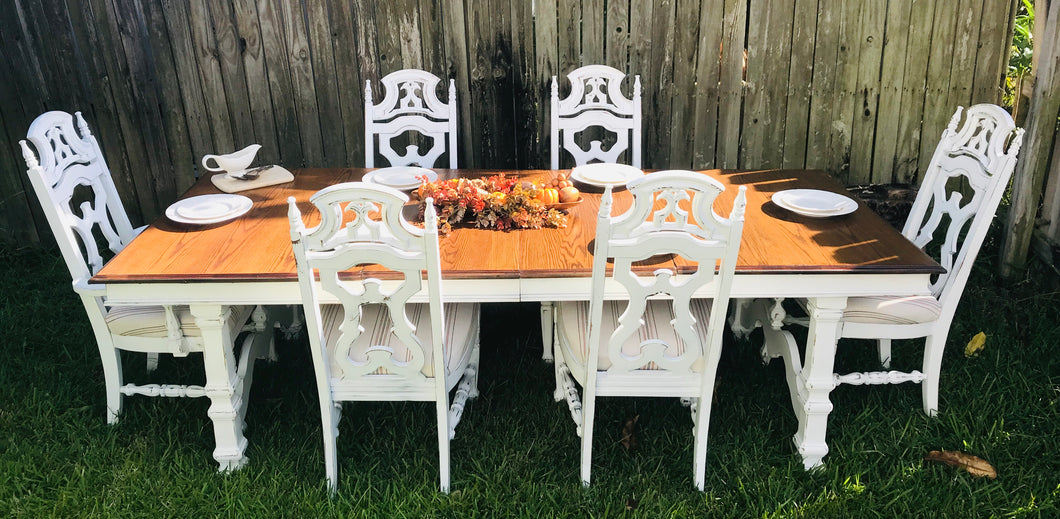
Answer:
540, 302, 554, 362
190, 304, 249, 471
792, 296, 846, 470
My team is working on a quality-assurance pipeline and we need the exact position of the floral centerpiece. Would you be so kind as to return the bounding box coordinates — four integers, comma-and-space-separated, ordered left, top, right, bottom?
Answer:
415, 174, 569, 233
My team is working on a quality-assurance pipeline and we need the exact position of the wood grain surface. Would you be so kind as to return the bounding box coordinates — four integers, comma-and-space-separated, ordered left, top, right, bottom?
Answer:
94, 168, 941, 285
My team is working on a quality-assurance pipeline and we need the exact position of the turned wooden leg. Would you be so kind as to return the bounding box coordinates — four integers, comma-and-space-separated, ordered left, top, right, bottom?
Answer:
190, 304, 249, 471
792, 296, 846, 470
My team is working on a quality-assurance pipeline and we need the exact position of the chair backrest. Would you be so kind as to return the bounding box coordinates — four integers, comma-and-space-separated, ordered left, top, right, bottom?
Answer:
550, 65, 642, 169
20, 111, 138, 282
365, 69, 458, 169
586, 171, 746, 374
904, 104, 1023, 312
288, 183, 447, 384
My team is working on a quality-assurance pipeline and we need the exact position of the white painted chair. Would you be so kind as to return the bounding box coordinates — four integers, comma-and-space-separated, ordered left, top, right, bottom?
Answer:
20, 111, 272, 425
552, 171, 747, 489
365, 69, 458, 168
541, 65, 643, 363
287, 182, 480, 494
773, 104, 1024, 417
550, 64, 641, 170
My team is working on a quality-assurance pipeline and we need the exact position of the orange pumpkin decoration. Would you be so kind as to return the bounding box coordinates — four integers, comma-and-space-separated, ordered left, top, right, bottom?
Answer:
538, 187, 559, 205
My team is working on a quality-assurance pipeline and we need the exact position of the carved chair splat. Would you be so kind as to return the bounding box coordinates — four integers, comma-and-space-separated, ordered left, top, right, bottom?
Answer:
365, 69, 458, 169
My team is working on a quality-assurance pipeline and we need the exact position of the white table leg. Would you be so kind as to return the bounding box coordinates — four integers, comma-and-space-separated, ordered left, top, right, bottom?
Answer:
540, 302, 554, 362
190, 304, 249, 471
793, 296, 846, 470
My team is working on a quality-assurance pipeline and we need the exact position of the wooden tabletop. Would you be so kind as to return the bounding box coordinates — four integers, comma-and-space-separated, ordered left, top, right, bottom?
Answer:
93, 168, 942, 284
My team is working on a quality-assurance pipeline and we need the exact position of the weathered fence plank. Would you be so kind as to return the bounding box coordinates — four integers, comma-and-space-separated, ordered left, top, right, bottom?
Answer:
144, 1, 196, 193
209, 0, 256, 151
583, 0, 606, 65
761, 0, 796, 168
691, 0, 725, 169
1004, 0, 1060, 277
645, 0, 677, 169
919, 1, 960, 173
92, 0, 159, 218
717, 0, 746, 169
281, 0, 324, 166
781, 0, 819, 170
847, 0, 886, 186
160, 0, 217, 177
668, 0, 703, 169
442, 0, 471, 167
871, 0, 913, 184
305, 0, 346, 167
330, 1, 367, 167
827, 1, 864, 183
805, 0, 841, 172
972, 0, 1016, 105
0, 33, 41, 243
605, 0, 630, 67
257, 0, 304, 167
112, 0, 178, 209
892, 0, 935, 184
510, 0, 540, 168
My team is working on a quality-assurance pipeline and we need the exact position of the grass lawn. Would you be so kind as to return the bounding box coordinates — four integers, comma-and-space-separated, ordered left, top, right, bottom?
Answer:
1, 225, 1058, 517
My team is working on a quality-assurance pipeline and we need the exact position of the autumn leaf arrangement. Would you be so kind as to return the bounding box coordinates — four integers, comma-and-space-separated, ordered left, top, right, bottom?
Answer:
415, 174, 569, 233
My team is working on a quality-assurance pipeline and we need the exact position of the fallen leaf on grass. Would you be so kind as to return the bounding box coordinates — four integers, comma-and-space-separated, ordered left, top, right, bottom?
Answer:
924, 450, 997, 479
620, 414, 640, 451
964, 332, 987, 357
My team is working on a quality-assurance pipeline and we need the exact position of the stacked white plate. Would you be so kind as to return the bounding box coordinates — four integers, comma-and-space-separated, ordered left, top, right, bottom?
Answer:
569, 163, 643, 187
362, 166, 438, 190
772, 189, 858, 218
166, 194, 253, 224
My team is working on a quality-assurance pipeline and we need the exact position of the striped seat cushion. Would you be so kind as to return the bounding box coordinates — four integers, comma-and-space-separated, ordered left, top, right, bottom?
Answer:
321, 303, 478, 381
105, 304, 253, 338
555, 299, 712, 377
843, 295, 942, 325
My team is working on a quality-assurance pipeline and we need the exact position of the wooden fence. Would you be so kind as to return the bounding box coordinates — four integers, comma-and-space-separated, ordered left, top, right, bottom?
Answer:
0, 0, 1017, 245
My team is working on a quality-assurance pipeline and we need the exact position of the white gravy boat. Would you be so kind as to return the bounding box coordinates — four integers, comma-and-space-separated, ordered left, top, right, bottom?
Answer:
202, 144, 262, 177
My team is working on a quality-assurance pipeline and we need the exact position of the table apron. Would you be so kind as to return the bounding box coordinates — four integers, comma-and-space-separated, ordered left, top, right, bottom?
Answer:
100, 273, 931, 306
520, 272, 933, 301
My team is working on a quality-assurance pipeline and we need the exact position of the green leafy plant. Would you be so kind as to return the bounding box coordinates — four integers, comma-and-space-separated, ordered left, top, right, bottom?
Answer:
1005, 0, 1034, 112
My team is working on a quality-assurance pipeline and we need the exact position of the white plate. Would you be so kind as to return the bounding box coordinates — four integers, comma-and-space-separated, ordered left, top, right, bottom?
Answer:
362, 167, 438, 190
570, 163, 643, 187
166, 194, 253, 224
772, 189, 857, 217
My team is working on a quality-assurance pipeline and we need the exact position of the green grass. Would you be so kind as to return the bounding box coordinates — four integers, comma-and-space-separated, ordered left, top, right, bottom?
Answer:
1, 226, 1059, 518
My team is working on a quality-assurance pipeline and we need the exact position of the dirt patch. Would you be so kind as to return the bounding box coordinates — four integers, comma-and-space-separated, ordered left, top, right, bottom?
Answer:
847, 184, 917, 230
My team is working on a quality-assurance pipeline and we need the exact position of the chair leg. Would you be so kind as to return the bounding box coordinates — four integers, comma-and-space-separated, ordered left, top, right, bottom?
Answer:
878, 338, 892, 369
145, 352, 160, 373
436, 394, 452, 493
552, 340, 566, 402
98, 345, 124, 424
540, 302, 554, 363
921, 333, 947, 417
579, 383, 596, 487
692, 346, 723, 491
468, 338, 482, 400
691, 396, 711, 491
321, 400, 341, 494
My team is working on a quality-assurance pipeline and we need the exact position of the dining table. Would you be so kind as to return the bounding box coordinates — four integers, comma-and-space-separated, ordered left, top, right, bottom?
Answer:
92, 167, 943, 472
